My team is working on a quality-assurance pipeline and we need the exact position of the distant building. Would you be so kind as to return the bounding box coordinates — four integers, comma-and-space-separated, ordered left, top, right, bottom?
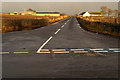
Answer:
9, 12, 19, 15
89, 12, 102, 17
9, 10, 60, 17
79, 12, 103, 17
21, 11, 36, 15
79, 12, 91, 17
35, 12, 60, 16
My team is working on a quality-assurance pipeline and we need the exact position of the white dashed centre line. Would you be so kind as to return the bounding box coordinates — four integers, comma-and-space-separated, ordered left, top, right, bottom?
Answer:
61, 25, 64, 28
37, 19, 70, 53
55, 29, 61, 34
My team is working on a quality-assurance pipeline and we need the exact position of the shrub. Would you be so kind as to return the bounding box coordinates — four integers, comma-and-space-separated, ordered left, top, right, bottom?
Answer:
2, 18, 49, 32
76, 17, 120, 37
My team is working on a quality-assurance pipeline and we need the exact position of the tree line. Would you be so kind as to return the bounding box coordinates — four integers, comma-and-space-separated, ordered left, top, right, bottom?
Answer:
101, 6, 119, 17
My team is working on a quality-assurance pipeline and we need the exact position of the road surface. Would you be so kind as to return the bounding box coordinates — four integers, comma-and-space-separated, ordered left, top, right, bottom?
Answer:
2, 17, 119, 78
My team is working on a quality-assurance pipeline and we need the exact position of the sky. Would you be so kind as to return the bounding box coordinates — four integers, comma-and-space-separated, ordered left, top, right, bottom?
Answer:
2, 2, 119, 15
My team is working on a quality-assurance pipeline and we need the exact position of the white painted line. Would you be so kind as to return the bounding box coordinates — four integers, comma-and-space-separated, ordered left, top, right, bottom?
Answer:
37, 51, 51, 53
109, 48, 120, 50
37, 36, 53, 53
64, 23, 66, 25
55, 29, 61, 34
90, 48, 104, 51
96, 53, 106, 56
113, 51, 120, 52
52, 49, 66, 51
40, 49, 49, 51
13, 52, 29, 53
94, 51, 108, 53
67, 20, 69, 22
74, 51, 88, 53
53, 51, 69, 53
71, 49, 84, 51
61, 25, 64, 28
0, 52, 10, 54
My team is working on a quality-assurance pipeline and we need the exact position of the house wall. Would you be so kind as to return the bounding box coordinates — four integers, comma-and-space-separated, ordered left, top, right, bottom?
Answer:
21, 11, 36, 15
90, 14, 102, 16
83, 12, 91, 17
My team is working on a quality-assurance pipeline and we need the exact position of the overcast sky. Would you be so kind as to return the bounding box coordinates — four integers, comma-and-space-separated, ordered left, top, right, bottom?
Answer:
2, 2, 119, 15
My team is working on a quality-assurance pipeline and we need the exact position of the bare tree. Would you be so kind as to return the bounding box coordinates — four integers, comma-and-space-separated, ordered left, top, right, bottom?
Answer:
27, 8, 36, 12
118, 11, 120, 17
114, 9, 119, 17
101, 6, 108, 16
108, 9, 113, 16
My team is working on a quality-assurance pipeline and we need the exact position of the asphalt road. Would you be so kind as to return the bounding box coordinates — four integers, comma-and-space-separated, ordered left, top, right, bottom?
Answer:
2, 17, 119, 78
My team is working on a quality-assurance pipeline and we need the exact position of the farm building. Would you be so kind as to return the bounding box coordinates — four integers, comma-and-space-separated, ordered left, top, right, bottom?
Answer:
89, 12, 102, 16
79, 12, 103, 17
79, 12, 91, 17
9, 12, 19, 15
21, 11, 36, 15
35, 12, 60, 16
9, 9, 60, 17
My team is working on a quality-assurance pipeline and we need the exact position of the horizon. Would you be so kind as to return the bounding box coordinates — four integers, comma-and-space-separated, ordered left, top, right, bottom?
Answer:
2, 2, 119, 15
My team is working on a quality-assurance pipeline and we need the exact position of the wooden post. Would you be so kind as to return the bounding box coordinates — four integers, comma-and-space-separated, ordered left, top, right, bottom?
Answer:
115, 18, 117, 24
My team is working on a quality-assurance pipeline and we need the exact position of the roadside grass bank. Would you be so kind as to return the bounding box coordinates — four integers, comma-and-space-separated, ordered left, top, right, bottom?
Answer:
2, 19, 49, 32
76, 17, 120, 37
1, 14, 69, 33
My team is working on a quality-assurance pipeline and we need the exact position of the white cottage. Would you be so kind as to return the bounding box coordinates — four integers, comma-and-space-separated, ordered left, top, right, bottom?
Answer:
79, 12, 91, 17
79, 12, 103, 17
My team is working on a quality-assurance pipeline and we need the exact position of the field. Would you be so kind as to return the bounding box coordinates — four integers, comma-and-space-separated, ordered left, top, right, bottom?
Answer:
76, 16, 120, 37
1, 14, 68, 33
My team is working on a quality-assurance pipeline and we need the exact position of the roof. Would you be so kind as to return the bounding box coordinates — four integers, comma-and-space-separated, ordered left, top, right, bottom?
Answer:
79, 12, 86, 15
89, 12, 102, 14
36, 12, 60, 14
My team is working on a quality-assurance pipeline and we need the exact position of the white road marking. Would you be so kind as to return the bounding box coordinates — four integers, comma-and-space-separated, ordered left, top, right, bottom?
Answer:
109, 48, 120, 50
40, 49, 49, 51
0, 52, 10, 54
53, 51, 69, 53
71, 49, 84, 51
52, 49, 66, 51
37, 36, 53, 53
61, 25, 64, 28
37, 51, 50, 53
13, 52, 29, 53
67, 20, 69, 22
90, 48, 104, 51
113, 51, 120, 52
55, 29, 61, 34
74, 51, 88, 53
96, 53, 106, 56
94, 51, 108, 53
